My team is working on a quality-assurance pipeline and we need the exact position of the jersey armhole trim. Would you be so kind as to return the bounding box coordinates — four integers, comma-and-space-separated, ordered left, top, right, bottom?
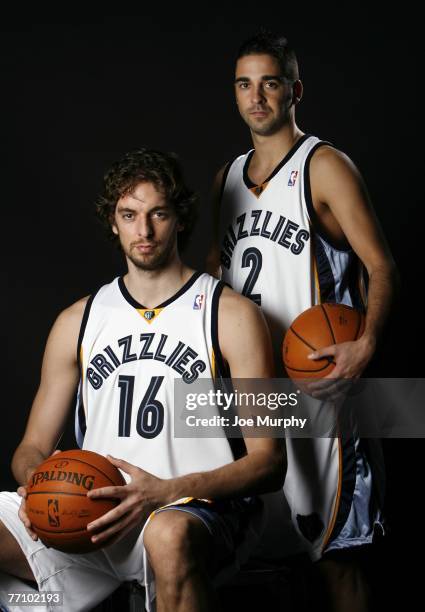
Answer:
303, 141, 353, 253
76, 292, 96, 374
211, 280, 229, 378
219, 160, 232, 204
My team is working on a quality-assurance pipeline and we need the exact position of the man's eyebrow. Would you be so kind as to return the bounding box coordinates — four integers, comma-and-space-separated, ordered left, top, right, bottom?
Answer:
116, 206, 136, 213
116, 204, 171, 213
150, 205, 172, 211
234, 75, 285, 83
262, 74, 285, 81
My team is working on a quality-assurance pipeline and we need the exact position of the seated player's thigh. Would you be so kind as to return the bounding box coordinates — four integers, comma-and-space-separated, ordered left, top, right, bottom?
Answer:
0, 520, 36, 582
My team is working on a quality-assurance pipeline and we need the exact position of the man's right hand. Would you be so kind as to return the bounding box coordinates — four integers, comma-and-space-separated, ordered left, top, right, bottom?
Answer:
17, 449, 62, 541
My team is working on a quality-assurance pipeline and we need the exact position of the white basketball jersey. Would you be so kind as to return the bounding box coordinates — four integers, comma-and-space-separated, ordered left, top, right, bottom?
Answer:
219, 134, 383, 560
219, 134, 366, 369
75, 272, 235, 480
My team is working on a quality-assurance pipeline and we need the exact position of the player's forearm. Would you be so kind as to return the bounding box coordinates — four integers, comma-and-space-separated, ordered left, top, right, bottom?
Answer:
166, 448, 285, 503
362, 261, 399, 346
11, 443, 47, 486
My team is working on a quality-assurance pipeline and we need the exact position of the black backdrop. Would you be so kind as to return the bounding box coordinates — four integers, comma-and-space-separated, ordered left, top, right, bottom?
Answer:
2, 10, 423, 605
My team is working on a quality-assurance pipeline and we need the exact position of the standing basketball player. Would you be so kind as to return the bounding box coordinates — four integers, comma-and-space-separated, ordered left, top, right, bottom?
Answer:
0, 149, 285, 612
207, 31, 398, 611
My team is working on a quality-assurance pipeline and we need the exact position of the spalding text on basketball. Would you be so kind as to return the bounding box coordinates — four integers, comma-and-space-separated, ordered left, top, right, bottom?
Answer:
29, 471, 96, 490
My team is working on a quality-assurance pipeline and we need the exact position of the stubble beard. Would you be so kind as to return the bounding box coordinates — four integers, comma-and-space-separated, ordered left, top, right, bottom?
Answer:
126, 234, 177, 272
243, 99, 292, 137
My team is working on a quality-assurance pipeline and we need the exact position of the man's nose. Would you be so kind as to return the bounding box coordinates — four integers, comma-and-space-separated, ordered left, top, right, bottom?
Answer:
251, 83, 266, 104
136, 215, 153, 238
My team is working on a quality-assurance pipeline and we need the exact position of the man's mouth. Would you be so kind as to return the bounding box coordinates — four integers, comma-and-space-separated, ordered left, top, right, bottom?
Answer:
133, 243, 156, 253
249, 109, 268, 117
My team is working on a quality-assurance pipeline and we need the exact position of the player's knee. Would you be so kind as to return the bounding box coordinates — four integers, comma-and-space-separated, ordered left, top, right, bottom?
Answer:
144, 511, 207, 579
0, 519, 16, 566
0, 518, 35, 583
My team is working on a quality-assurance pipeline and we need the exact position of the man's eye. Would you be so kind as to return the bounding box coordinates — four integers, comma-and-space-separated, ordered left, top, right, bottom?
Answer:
265, 81, 278, 89
238, 82, 249, 89
123, 213, 133, 219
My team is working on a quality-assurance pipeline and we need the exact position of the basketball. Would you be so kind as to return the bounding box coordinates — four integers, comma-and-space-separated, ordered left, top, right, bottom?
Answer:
26, 449, 126, 554
282, 303, 365, 379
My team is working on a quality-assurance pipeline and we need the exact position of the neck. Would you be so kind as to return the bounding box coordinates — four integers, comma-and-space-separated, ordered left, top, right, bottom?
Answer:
251, 121, 305, 167
123, 253, 195, 308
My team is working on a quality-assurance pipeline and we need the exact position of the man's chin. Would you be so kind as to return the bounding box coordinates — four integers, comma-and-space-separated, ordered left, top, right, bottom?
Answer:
128, 253, 168, 271
250, 121, 281, 137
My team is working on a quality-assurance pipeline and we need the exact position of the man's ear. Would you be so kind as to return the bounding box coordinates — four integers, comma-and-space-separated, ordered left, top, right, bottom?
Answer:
292, 79, 303, 104
110, 213, 118, 235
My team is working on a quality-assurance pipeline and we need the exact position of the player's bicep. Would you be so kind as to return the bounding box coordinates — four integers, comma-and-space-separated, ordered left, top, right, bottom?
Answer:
20, 301, 86, 456
312, 150, 394, 272
219, 290, 275, 378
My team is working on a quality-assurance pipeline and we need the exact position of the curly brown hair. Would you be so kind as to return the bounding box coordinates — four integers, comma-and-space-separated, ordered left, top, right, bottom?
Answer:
95, 148, 198, 249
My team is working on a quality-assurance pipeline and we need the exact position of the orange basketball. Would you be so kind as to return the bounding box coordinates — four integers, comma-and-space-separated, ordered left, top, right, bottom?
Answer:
26, 449, 126, 554
282, 303, 365, 379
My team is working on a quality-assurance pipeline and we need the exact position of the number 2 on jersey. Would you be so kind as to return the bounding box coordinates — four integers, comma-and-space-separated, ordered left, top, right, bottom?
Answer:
117, 375, 164, 439
241, 247, 262, 305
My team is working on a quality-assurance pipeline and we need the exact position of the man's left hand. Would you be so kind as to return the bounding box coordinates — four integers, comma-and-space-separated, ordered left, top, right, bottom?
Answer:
305, 336, 375, 399
86, 455, 168, 547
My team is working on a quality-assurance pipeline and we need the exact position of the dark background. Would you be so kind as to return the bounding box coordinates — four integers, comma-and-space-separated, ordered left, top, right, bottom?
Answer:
2, 10, 422, 607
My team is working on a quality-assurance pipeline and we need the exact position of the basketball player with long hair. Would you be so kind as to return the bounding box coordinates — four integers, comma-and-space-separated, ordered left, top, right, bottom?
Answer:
0, 148, 285, 612
207, 31, 398, 611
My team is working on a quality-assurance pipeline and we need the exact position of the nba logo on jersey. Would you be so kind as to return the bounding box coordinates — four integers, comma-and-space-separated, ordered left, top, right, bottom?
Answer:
288, 170, 299, 186
144, 310, 155, 321
193, 294, 204, 310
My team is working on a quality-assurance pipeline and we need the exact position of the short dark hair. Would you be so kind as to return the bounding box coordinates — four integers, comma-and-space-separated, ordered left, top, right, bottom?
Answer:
236, 29, 299, 81
95, 148, 198, 249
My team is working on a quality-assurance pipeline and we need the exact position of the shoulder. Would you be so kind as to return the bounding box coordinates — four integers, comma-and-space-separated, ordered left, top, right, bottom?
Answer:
218, 285, 267, 335
310, 144, 361, 180
52, 296, 90, 336
42, 295, 91, 363
213, 152, 248, 188
211, 162, 231, 198
214, 163, 229, 184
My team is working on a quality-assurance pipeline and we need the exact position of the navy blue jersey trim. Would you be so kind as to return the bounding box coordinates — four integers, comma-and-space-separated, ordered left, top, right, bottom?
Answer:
211, 280, 229, 378
211, 281, 246, 461
304, 141, 353, 253
220, 160, 232, 203
77, 293, 97, 374
118, 271, 202, 309
76, 385, 86, 448
327, 435, 357, 544
314, 235, 336, 303
76, 288, 102, 446
243, 133, 312, 190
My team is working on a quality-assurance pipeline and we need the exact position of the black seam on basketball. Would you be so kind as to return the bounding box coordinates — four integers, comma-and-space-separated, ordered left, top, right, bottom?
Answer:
284, 362, 334, 372
34, 457, 120, 486
34, 526, 99, 535
288, 326, 317, 352
27, 491, 117, 497
320, 304, 336, 344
